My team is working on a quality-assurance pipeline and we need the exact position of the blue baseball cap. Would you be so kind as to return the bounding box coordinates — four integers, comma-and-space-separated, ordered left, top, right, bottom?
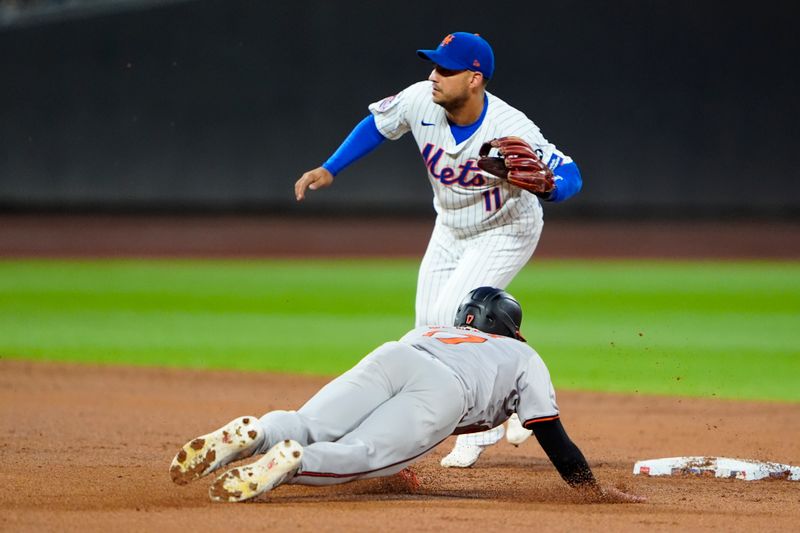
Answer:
417, 32, 495, 80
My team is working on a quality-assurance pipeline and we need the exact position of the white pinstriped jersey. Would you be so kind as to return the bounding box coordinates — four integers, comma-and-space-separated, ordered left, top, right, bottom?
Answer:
399, 326, 559, 431
369, 81, 572, 237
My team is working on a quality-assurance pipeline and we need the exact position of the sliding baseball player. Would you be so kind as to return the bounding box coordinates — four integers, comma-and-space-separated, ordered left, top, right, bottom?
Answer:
170, 288, 642, 504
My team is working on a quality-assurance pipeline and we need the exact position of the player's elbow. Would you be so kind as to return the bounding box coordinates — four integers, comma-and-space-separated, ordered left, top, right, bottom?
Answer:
567, 162, 583, 196
549, 161, 582, 203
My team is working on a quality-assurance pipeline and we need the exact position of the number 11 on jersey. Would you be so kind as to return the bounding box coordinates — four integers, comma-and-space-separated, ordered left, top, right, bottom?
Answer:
482, 187, 502, 212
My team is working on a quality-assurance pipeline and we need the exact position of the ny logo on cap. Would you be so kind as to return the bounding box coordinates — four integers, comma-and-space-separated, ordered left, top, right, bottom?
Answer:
441, 34, 455, 47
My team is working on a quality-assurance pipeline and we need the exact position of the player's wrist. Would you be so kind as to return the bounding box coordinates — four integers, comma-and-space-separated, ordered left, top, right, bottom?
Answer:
536, 187, 556, 201
321, 162, 339, 177
571, 479, 603, 498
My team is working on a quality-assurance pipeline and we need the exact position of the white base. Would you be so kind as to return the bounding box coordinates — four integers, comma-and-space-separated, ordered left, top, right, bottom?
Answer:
633, 456, 800, 481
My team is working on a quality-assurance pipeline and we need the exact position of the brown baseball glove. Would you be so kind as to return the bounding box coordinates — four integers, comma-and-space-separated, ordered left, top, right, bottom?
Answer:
477, 136, 555, 195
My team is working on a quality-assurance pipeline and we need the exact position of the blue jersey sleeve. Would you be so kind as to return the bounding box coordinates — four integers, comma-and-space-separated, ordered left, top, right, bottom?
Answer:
322, 115, 387, 176
546, 161, 583, 203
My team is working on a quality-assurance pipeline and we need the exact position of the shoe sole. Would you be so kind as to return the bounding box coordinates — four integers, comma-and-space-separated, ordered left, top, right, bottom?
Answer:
170, 415, 264, 485
209, 439, 303, 503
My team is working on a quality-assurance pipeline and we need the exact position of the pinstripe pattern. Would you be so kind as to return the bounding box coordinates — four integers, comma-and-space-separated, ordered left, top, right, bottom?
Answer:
415, 219, 541, 327
369, 80, 570, 451
369, 80, 563, 329
370, 81, 567, 237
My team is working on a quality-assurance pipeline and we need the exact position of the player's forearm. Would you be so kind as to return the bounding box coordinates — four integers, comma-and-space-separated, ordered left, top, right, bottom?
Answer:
544, 161, 583, 203
322, 115, 387, 176
529, 418, 597, 488
545, 438, 596, 487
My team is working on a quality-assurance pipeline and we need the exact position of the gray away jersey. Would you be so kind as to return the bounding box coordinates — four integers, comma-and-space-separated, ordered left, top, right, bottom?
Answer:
399, 326, 559, 432
369, 81, 572, 237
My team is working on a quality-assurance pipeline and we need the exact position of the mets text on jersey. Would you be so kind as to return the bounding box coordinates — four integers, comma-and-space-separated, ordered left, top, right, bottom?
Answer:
422, 143, 487, 187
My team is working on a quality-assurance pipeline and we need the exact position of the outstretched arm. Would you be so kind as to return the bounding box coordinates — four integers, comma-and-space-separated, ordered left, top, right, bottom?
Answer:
529, 418, 644, 503
295, 115, 386, 201
529, 417, 594, 486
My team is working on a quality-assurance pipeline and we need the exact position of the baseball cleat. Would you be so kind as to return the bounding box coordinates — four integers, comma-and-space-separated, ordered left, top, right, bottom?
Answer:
505, 413, 533, 446
208, 439, 303, 503
170, 415, 265, 485
440, 443, 486, 468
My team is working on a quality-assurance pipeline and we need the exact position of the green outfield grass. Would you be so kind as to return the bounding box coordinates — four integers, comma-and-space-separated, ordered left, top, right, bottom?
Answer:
1, 259, 798, 402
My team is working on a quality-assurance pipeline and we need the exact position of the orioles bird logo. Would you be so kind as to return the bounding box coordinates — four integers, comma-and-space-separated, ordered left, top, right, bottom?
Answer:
441, 34, 455, 46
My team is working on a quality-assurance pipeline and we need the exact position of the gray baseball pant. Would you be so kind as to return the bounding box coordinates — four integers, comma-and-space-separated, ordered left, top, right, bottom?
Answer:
257, 341, 466, 485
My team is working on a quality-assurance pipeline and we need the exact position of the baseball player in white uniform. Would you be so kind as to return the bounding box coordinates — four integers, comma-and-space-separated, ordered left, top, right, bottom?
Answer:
170, 288, 642, 504
294, 32, 583, 467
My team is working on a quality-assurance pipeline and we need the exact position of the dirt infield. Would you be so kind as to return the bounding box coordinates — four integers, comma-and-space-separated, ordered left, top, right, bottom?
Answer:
2, 215, 799, 531
1, 360, 799, 532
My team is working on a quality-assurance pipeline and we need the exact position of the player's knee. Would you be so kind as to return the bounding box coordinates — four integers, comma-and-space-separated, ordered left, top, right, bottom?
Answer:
415, 308, 437, 327
437, 301, 460, 326
417, 296, 465, 327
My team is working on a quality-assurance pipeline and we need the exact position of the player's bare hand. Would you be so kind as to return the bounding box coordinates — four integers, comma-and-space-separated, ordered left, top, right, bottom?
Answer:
595, 484, 646, 504
295, 167, 334, 201
575, 483, 645, 503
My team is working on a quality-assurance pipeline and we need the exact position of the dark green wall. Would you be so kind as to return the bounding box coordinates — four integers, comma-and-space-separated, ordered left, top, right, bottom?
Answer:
1, 0, 797, 215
